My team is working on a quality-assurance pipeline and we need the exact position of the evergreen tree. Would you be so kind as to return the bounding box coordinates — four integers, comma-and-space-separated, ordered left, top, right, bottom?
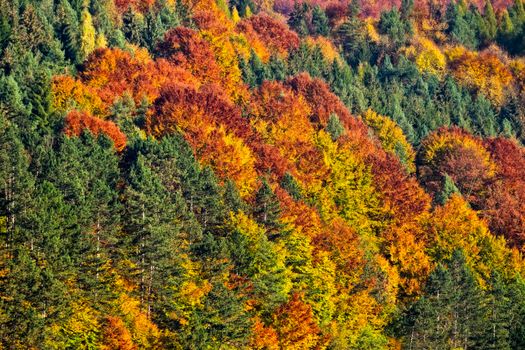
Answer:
436, 174, 460, 205
55, 0, 80, 64
288, 2, 310, 37
483, 0, 497, 42
326, 113, 345, 141
446, 1, 479, 49
280, 172, 303, 201
223, 179, 247, 214
122, 7, 145, 46
122, 153, 188, 319
400, 250, 488, 350
311, 5, 329, 36
253, 179, 281, 237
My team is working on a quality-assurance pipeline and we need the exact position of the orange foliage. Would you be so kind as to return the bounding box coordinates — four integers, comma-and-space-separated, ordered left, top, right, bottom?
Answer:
312, 218, 364, 273
237, 14, 299, 58
285, 73, 356, 129
147, 83, 250, 140
276, 188, 323, 238
251, 143, 291, 179
250, 317, 279, 350
369, 152, 430, 223
64, 110, 127, 151
81, 47, 199, 109
51, 75, 107, 117
251, 81, 315, 163
273, 293, 321, 349
101, 316, 136, 350
147, 84, 258, 192
419, 127, 496, 205
156, 27, 223, 90
305, 36, 342, 64
448, 50, 513, 106
114, 0, 154, 13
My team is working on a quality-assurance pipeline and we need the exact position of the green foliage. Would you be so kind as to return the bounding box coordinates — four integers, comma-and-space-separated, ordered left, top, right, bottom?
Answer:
436, 174, 460, 205
326, 113, 345, 141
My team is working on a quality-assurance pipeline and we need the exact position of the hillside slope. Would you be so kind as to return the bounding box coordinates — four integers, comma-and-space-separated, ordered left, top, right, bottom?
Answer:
2, 0, 525, 348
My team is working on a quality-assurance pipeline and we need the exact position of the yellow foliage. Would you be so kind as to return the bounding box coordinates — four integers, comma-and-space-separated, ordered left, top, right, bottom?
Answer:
231, 7, 241, 24
361, 109, 416, 173
413, 37, 446, 76
305, 37, 342, 64
365, 18, 380, 43
118, 292, 160, 347
198, 125, 257, 196
51, 75, 107, 117
200, 30, 248, 102
314, 130, 383, 235
425, 195, 517, 285
446, 48, 513, 106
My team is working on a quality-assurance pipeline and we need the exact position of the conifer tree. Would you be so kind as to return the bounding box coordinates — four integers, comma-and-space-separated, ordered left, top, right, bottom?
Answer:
312, 5, 329, 36
326, 113, 345, 141
253, 179, 281, 237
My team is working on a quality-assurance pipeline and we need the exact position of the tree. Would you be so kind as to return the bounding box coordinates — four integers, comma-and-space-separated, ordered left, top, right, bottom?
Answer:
445, 1, 478, 49
400, 250, 488, 350
280, 172, 302, 200
288, 2, 310, 37
80, 7, 96, 60
253, 179, 281, 237
324, 116, 345, 143
435, 174, 460, 205
311, 5, 329, 36
122, 153, 189, 320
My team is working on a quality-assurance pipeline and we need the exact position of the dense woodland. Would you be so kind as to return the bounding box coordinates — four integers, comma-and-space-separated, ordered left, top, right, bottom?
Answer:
4, 0, 525, 348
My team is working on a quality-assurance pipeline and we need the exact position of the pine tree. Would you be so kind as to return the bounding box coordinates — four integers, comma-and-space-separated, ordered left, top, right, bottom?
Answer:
267, 55, 287, 81
253, 179, 281, 237
122, 7, 145, 46
288, 2, 310, 37
56, 0, 80, 64
311, 5, 329, 36
483, 0, 497, 41
326, 113, 345, 141
436, 174, 460, 205
249, 50, 267, 87
122, 154, 187, 318
400, 250, 488, 349
280, 172, 303, 200
446, 1, 478, 49
223, 179, 247, 214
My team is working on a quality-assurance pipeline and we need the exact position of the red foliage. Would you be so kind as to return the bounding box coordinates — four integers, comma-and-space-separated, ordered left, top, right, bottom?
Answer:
312, 218, 364, 272
419, 127, 494, 206
481, 138, 525, 248
148, 83, 251, 141
156, 27, 223, 86
114, 0, 154, 13
251, 143, 290, 178
81, 48, 198, 107
369, 152, 431, 223
193, 10, 231, 34
64, 111, 127, 151
325, 2, 349, 26
285, 73, 355, 128
237, 14, 299, 57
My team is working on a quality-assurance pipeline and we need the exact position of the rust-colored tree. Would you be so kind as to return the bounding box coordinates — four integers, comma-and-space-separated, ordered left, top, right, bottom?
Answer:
64, 110, 127, 151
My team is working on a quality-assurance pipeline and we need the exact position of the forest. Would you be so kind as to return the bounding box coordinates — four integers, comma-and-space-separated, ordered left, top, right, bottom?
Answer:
2, 0, 525, 348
